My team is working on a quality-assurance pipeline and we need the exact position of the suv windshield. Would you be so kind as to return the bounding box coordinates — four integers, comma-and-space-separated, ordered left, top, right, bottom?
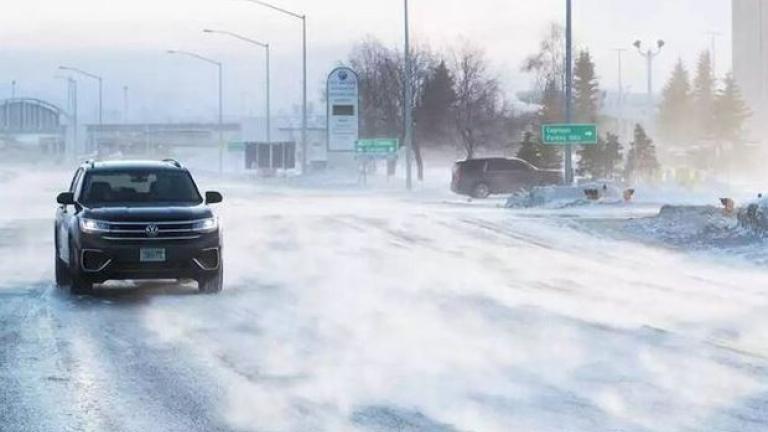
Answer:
79, 170, 203, 207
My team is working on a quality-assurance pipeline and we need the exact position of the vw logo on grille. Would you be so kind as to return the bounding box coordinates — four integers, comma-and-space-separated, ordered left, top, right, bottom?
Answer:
145, 224, 160, 237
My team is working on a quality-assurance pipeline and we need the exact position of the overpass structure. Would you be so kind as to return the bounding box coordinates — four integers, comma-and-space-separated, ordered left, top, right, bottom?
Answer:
0, 98, 66, 154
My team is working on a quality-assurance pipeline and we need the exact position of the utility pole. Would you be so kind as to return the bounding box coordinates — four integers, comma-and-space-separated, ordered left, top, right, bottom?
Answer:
564, 0, 573, 185
404, 0, 414, 190
705, 30, 721, 78
613, 48, 627, 138
11, 80, 16, 99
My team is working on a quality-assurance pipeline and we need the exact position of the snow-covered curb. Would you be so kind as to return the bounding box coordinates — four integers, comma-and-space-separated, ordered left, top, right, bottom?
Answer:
506, 182, 625, 208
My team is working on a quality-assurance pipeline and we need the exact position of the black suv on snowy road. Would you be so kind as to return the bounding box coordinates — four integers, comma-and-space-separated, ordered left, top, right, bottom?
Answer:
55, 160, 224, 295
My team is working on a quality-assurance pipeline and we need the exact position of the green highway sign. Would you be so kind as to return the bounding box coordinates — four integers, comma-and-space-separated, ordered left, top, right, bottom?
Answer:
542, 124, 598, 145
355, 138, 399, 154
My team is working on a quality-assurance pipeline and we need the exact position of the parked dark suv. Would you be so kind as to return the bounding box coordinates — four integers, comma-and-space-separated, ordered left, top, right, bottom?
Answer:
451, 157, 562, 198
55, 160, 224, 295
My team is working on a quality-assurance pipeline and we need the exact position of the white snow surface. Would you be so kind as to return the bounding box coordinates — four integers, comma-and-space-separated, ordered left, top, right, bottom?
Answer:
2, 163, 768, 431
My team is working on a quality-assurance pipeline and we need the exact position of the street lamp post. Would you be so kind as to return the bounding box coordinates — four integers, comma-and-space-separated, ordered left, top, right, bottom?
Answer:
55, 76, 78, 159
167, 50, 224, 175
241, 0, 307, 173
58, 66, 102, 126
633, 39, 665, 112
203, 29, 271, 148
404, 0, 413, 190
564, 0, 573, 185
613, 48, 627, 138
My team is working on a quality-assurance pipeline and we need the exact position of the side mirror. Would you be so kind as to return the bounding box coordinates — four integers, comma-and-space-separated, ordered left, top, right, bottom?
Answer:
205, 191, 223, 205
57, 192, 75, 205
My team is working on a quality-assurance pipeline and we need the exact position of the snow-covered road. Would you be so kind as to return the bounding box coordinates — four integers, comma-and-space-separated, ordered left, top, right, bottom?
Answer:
1, 166, 768, 432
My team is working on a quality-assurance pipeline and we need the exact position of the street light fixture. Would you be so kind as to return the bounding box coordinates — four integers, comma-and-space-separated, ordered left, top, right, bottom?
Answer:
167, 49, 225, 175
58, 66, 102, 126
241, 0, 307, 174
633, 39, 665, 110
203, 29, 271, 148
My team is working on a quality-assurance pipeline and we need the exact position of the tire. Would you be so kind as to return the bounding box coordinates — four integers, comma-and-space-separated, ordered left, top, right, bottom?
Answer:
55, 254, 70, 287
471, 183, 491, 199
54, 230, 70, 287
198, 266, 223, 294
69, 244, 93, 296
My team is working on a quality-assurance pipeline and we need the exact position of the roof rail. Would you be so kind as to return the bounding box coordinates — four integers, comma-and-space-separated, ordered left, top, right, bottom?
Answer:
162, 159, 183, 168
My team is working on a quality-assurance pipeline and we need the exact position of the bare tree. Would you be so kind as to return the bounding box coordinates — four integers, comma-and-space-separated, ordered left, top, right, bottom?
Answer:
452, 42, 503, 160
522, 23, 566, 94
348, 37, 436, 179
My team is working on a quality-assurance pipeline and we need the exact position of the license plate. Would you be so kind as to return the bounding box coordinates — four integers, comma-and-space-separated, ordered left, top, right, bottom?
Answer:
140, 248, 166, 263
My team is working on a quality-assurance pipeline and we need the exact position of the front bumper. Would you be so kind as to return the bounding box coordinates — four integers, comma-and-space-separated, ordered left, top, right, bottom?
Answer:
74, 231, 221, 283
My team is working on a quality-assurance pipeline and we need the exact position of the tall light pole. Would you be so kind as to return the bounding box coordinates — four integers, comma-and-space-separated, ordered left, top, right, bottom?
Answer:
11, 80, 16, 99
242, 0, 307, 173
167, 50, 224, 175
58, 66, 102, 126
55, 76, 78, 159
203, 29, 271, 147
613, 48, 627, 138
705, 30, 721, 78
633, 39, 665, 114
404, 0, 413, 190
564, 0, 573, 185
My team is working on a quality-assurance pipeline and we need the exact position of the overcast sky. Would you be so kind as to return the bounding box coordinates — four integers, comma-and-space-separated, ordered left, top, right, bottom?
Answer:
1, 0, 731, 123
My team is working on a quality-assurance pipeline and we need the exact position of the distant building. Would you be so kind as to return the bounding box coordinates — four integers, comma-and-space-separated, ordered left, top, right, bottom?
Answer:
733, 0, 768, 143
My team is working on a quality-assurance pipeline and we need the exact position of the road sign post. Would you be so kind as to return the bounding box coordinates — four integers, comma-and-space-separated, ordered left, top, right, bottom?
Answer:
542, 124, 598, 145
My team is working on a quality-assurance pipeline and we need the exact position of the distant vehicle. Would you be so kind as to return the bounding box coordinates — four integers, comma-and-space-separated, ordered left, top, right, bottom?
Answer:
54, 160, 224, 295
451, 157, 562, 199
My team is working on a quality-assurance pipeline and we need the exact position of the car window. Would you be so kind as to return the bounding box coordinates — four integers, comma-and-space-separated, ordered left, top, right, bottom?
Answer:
487, 159, 528, 172
459, 160, 486, 173
79, 170, 203, 207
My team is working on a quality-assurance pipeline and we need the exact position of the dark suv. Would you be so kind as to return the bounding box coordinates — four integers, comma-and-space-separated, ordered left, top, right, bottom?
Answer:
55, 160, 224, 295
451, 157, 562, 198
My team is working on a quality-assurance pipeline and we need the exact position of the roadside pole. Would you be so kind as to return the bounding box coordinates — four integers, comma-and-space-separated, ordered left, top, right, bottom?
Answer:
564, 0, 574, 185
404, 0, 414, 191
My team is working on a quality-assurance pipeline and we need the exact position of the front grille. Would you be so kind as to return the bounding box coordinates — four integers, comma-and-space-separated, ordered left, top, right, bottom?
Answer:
100, 220, 205, 241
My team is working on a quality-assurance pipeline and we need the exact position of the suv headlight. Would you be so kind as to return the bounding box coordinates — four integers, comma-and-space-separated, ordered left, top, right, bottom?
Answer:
80, 218, 111, 233
192, 217, 218, 233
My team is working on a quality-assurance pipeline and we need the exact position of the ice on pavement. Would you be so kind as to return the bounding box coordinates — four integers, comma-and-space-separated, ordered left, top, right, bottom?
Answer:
3, 164, 768, 431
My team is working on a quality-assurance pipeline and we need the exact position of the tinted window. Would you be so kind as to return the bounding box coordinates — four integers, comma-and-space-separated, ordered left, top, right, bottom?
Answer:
458, 160, 486, 173
80, 170, 202, 207
487, 159, 530, 171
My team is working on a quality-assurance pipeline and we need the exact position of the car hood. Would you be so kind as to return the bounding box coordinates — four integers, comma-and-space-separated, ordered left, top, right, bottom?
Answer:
81, 205, 213, 222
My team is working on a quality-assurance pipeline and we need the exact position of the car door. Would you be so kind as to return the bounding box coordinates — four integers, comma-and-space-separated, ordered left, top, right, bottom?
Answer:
57, 168, 83, 263
485, 159, 528, 193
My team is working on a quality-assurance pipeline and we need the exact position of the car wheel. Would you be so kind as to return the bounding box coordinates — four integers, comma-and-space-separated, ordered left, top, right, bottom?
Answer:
69, 244, 93, 296
471, 183, 491, 199
198, 266, 224, 294
55, 254, 70, 287
54, 231, 70, 287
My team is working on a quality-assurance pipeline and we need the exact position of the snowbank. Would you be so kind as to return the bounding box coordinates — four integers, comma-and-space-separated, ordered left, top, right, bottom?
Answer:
506, 182, 624, 208
737, 196, 768, 233
623, 205, 738, 246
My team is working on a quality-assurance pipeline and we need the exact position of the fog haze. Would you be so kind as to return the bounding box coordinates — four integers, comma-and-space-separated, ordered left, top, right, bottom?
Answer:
1, 0, 730, 122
